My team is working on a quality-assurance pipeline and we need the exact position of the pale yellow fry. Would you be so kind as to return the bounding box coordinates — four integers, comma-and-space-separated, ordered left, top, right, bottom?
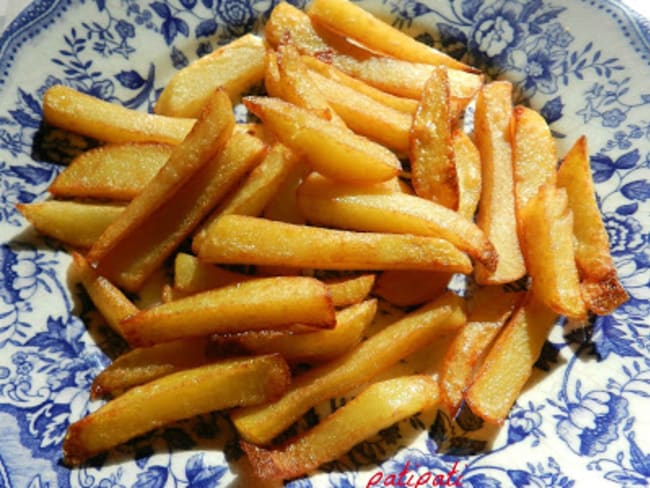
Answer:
474, 81, 526, 284
373, 270, 451, 307
231, 291, 465, 444
196, 215, 472, 274
465, 295, 557, 423
452, 129, 481, 220
155, 34, 266, 117
243, 96, 401, 183
17, 201, 123, 248
243, 375, 440, 480
63, 355, 289, 465
43, 85, 195, 144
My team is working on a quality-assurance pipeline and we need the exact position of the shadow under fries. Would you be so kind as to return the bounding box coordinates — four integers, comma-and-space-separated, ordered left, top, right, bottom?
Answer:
31, 122, 100, 165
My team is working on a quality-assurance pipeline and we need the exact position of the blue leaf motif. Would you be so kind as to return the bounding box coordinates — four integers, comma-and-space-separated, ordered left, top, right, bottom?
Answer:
115, 70, 145, 90
196, 19, 218, 38
616, 202, 638, 215
10, 165, 54, 185
186, 453, 205, 482
9, 109, 40, 129
532, 7, 565, 25
150, 2, 171, 19
180, 0, 197, 8
621, 180, 650, 201
540, 96, 564, 123
593, 315, 641, 359
506, 470, 532, 486
202, 0, 214, 8
185, 453, 226, 488
590, 154, 615, 183
19, 89, 42, 116
628, 433, 650, 477
176, 18, 190, 37
614, 149, 640, 169
133, 466, 168, 488
463, 473, 502, 488
460, 0, 481, 20
95, 0, 106, 11
520, 0, 543, 22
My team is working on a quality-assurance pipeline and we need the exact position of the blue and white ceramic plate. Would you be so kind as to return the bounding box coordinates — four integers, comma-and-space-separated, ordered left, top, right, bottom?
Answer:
1, 1, 649, 487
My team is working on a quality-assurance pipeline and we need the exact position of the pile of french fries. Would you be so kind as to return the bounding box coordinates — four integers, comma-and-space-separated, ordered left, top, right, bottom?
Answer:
17, 0, 628, 481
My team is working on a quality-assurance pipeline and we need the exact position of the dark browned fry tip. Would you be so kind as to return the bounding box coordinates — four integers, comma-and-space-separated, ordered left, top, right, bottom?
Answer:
240, 441, 283, 480
582, 275, 629, 316
476, 241, 499, 273
62, 424, 90, 467
89, 379, 106, 400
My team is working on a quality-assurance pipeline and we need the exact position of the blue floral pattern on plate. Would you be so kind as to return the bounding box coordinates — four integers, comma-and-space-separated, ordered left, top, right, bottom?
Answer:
0, 0, 648, 486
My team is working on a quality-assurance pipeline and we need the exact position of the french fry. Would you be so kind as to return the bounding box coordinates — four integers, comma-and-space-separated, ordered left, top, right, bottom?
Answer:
155, 34, 266, 118
243, 375, 440, 480
453, 129, 482, 220
296, 174, 497, 270
70, 252, 138, 339
557, 136, 628, 314
196, 215, 473, 274
234, 299, 377, 362
324, 274, 375, 307
63, 355, 290, 465
464, 294, 557, 423
94, 130, 266, 291
263, 158, 311, 224
410, 67, 456, 208
43, 85, 195, 144
243, 96, 401, 183
473, 81, 526, 284
522, 185, 587, 320
308, 0, 473, 72
87, 89, 235, 265
173, 252, 250, 294
120, 276, 336, 347
231, 291, 465, 444
17, 201, 123, 248
49, 143, 173, 200
440, 287, 522, 414
373, 270, 450, 307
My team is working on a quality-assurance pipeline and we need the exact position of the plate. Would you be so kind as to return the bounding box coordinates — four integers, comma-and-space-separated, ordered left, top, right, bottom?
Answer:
1, 0, 649, 487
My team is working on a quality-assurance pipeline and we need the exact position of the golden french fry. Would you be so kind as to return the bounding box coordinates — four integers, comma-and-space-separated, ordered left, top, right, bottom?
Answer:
440, 287, 522, 414
120, 276, 336, 347
452, 129, 482, 220
155, 34, 265, 118
324, 274, 375, 307
243, 375, 440, 480
474, 81, 526, 284
464, 294, 557, 423
63, 355, 290, 465
49, 143, 173, 200
43, 85, 195, 144
296, 174, 497, 270
410, 66, 456, 209
17, 201, 123, 248
373, 270, 450, 307
231, 291, 465, 444
522, 185, 587, 320
94, 130, 266, 291
173, 252, 250, 294
557, 136, 628, 314
196, 215, 473, 274
262, 158, 311, 224
243, 96, 401, 183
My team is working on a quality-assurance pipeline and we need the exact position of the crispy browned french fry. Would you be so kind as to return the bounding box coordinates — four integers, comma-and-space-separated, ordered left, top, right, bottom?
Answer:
242, 375, 440, 480
452, 129, 482, 220
373, 270, 450, 307
87, 89, 235, 265
464, 294, 557, 423
155, 34, 265, 118
63, 355, 290, 465
17, 201, 123, 248
296, 174, 496, 270
231, 291, 465, 444
474, 81, 526, 284
557, 136, 628, 314
43, 85, 195, 144
94, 130, 266, 291
522, 185, 587, 320
243, 96, 401, 183
121, 276, 336, 347
440, 287, 522, 414
196, 215, 473, 274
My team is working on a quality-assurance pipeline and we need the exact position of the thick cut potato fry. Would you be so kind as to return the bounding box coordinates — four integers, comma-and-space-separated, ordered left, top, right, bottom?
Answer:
296, 174, 496, 270
243, 375, 440, 480
155, 34, 265, 118
88, 89, 235, 265
243, 96, 401, 183
43, 85, 195, 144
95, 131, 265, 291
173, 253, 250, 293
234, 299, 377, 362
17, 201, 123, 248
474, 81, 526, 284
49, 143, 173, 200
231, 292, 465, 444
63, 355, 290, 465
121, 277, 336, 347
263, 159, 311, 224
523, 185, 587, 320
373, 270, 450, 307
557, 136, 627, 314
70, 252, 138, 339
308, 0, 473, 72
440, 287, 522, 414
465, 295, 557, 423
323, 274, 375, 307
453, 129, 482, 220
196, 215, 472, 274
410, 67, 456, 208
